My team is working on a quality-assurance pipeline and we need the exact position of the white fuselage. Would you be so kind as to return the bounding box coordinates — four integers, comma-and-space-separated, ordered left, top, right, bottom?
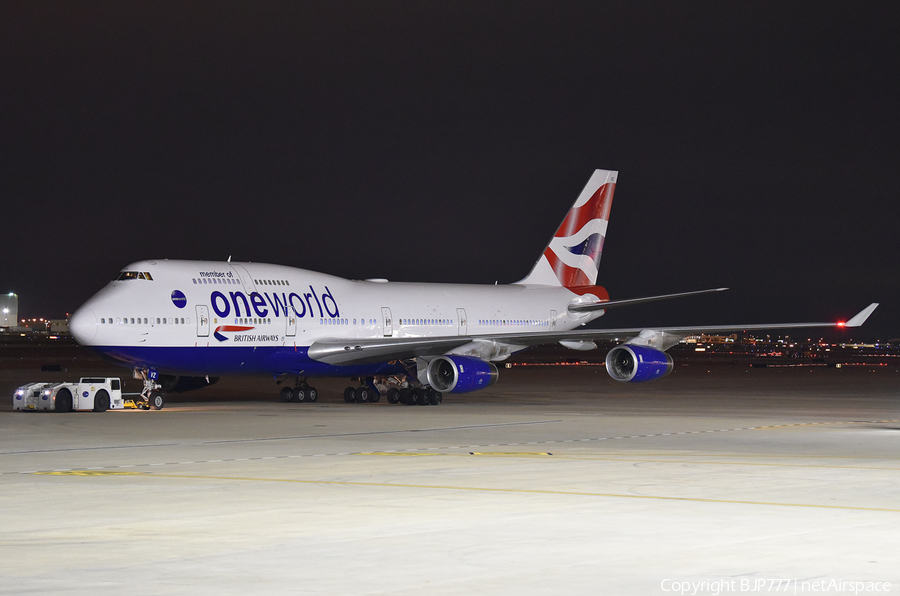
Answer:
69, 260, 604, 377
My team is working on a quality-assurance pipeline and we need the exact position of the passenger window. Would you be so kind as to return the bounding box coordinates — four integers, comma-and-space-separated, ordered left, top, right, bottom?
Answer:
111, 379, 120, 390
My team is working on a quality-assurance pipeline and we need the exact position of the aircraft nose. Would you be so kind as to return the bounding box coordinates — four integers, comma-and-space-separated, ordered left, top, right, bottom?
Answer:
69, 306, 98, 344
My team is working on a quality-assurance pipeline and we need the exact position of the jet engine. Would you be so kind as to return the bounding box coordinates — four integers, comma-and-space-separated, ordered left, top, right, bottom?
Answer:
425, 356, 499, 393
157, 374, 220, 393
605, 345, 673, 382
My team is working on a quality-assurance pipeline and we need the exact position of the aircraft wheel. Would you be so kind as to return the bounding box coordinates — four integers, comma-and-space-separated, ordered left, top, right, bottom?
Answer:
356, 387, 370, 402
55, 388, 72, 412
386, 388, 400, 404
398, 388, 415, 405
426, 390, 442, 406
279, 387, 293, 402
93, 389, 110, 412
414, 389, 428, 406
293, 387, 307, 402
343, 387, 356, 403
306, 386, 318, 402
369, 391, 380, 403
149, 391, 165, 410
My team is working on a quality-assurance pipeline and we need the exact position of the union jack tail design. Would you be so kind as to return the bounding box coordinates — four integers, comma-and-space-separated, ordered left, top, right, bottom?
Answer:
517, 169, 617, 287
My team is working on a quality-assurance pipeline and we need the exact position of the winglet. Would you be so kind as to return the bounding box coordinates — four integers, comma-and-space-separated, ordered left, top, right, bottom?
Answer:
843, 303, 879, 327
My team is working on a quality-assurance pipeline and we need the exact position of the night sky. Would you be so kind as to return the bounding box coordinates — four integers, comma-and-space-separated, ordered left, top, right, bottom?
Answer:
3, 2, 899, 339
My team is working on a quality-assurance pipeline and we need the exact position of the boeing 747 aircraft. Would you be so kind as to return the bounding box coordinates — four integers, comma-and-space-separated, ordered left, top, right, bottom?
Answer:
69, 170, 877, 409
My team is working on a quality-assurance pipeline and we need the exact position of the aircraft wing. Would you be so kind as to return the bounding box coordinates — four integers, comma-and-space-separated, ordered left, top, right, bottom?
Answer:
307, 303, 879, 366
567, 287, 728, 312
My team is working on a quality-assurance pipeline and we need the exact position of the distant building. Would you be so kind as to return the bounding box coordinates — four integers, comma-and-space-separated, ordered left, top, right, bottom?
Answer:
682, 333, 737, 345
22, 319, 49, 333
48, 319, 69, 334
1, 293, 17, 329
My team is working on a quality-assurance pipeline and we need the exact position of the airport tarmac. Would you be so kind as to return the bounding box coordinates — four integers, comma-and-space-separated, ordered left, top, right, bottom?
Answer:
1, 361, 899, 595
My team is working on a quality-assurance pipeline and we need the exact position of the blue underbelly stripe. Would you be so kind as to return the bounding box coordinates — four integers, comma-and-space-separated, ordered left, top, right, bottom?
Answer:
87, 345, 406, 377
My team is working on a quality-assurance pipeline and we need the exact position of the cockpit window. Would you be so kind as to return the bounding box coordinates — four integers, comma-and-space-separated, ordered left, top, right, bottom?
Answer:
116, 271, 153, 281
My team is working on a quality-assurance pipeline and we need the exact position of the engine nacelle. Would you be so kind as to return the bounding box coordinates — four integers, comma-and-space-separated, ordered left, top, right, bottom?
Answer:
605, 345, 673, 383
426, 356, 499, 393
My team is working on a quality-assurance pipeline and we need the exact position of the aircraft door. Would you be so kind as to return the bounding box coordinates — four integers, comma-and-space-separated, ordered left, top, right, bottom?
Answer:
381, 307, 393, 337
457, 308, 467, 335
196, 305, 210, 337
286, 313, 297, 337
550, 310, 557, 331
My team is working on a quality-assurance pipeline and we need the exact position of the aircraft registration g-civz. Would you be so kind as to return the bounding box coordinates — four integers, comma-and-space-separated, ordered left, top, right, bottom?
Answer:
69, 170, 878, 409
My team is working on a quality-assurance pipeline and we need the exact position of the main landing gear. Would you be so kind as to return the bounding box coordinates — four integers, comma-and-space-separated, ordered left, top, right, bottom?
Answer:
387, 387, 442, 406
344, 385, 441, 405
344, 376, 442, 406
343, 385, 380, 403
279, 378, 318, 403
275, 374, 443, 406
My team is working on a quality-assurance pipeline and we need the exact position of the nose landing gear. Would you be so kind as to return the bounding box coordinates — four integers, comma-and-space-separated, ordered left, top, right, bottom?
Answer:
135, 368, 165, 410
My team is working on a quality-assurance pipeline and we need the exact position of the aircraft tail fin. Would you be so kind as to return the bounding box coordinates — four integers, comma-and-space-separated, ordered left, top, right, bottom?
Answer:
517, 169, 617, 287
